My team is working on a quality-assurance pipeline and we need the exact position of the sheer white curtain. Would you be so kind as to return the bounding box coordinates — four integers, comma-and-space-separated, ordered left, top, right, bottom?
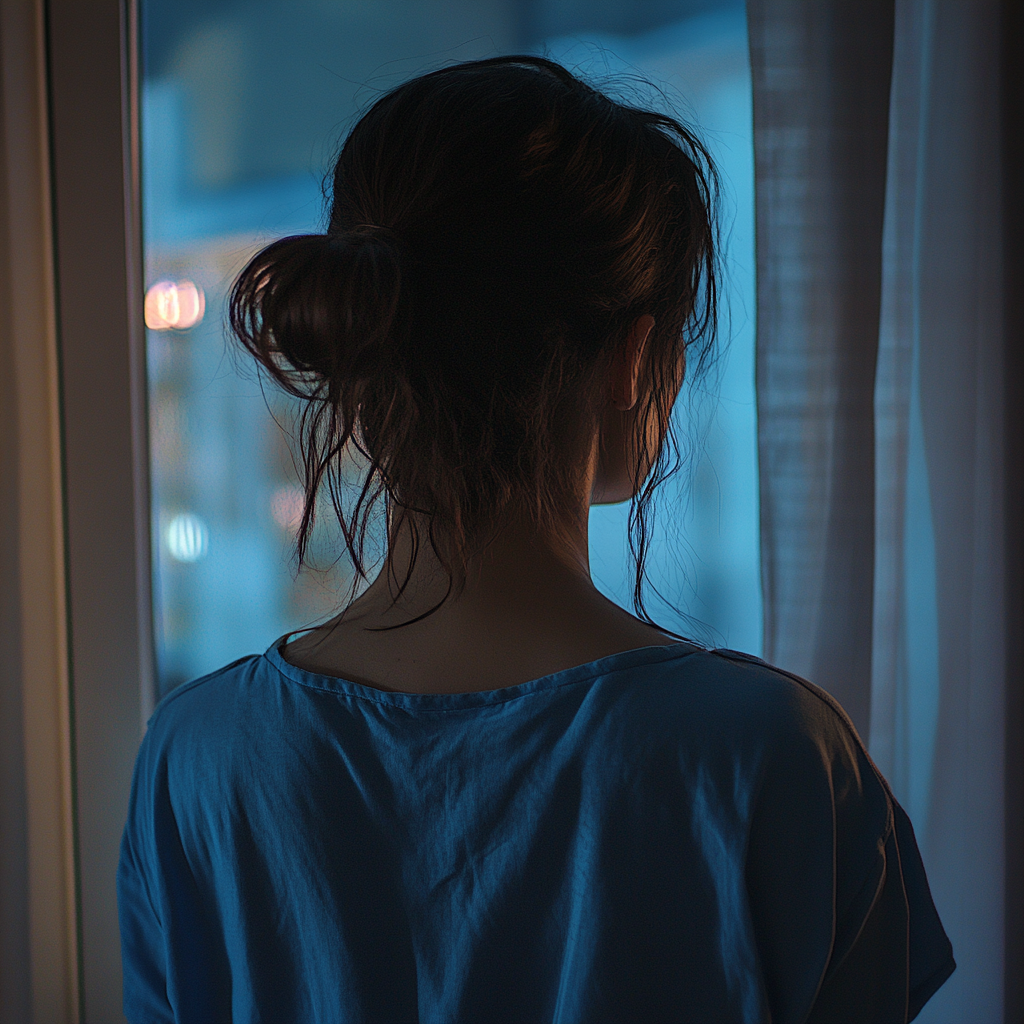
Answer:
870, 3, 1006, 1020
747, 0, 892, 738
749, 1, 1014, 1020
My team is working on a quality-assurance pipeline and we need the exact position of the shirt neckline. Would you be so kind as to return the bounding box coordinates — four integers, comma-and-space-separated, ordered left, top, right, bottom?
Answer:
263, 636, 703, 711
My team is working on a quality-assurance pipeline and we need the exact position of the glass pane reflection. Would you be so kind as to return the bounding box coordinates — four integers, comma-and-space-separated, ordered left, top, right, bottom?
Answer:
141, 0, 759, 695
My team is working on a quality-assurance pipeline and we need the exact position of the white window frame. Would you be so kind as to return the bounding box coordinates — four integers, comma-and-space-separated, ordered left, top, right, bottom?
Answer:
47, 0, 151, 1019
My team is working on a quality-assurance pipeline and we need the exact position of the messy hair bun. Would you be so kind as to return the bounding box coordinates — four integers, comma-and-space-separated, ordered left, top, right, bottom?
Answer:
230, 55, 718, 617
232, 226, 405, 386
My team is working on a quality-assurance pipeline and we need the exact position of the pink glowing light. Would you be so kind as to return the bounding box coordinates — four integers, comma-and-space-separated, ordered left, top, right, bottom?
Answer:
144, 279, 205, 331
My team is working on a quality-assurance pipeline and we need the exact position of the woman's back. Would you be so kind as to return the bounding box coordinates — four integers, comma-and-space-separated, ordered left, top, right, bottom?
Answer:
119, 641, 951, 1023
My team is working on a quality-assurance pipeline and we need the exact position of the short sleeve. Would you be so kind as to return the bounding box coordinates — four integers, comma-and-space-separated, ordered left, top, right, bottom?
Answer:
118, 729, 176, 1024
744, 672, 954, 1024
887, 802, 955, 1021
118, 707, 235, 1024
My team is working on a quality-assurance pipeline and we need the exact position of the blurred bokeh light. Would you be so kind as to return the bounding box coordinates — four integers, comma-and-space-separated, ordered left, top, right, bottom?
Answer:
144, 278, 205, 330
166, 512, 209, 562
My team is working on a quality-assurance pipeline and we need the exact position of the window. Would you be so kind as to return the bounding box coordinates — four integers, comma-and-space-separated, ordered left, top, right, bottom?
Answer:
140, 0, 760, 695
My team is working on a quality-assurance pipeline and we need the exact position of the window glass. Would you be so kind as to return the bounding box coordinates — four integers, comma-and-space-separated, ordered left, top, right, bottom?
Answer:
141, 0, 759, 695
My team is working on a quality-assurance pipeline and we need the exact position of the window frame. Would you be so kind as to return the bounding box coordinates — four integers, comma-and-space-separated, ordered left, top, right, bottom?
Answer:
46, 0, 152, 1018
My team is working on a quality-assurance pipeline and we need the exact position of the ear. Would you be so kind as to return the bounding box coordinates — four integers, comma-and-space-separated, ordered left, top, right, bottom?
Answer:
609, 315, 656, 411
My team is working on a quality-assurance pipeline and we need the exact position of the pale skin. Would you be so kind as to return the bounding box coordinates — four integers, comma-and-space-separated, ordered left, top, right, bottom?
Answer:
283, 314, 685, 693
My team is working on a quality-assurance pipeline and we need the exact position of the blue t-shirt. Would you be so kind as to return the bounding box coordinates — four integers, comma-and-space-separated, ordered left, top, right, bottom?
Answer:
118, 641, 953, 1023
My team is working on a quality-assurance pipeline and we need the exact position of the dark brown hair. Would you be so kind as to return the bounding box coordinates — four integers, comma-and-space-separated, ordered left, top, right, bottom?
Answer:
230, 55, 718, 621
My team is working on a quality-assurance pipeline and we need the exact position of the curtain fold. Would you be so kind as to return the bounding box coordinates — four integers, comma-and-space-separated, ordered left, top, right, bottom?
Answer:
878, 4, 1006, 1021
746, 0, 893, 737
749, 1, 1011, 1019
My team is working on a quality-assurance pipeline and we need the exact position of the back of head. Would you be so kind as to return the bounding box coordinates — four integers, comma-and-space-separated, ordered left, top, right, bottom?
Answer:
230, 55, 718, 605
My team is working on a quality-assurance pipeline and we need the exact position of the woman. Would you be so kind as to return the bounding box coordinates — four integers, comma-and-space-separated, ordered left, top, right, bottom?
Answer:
118, 56, 953, 1022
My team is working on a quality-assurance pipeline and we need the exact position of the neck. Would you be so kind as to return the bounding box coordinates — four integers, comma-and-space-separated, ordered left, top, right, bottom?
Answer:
347, 508, 595, 629
284, 491, 679, 694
